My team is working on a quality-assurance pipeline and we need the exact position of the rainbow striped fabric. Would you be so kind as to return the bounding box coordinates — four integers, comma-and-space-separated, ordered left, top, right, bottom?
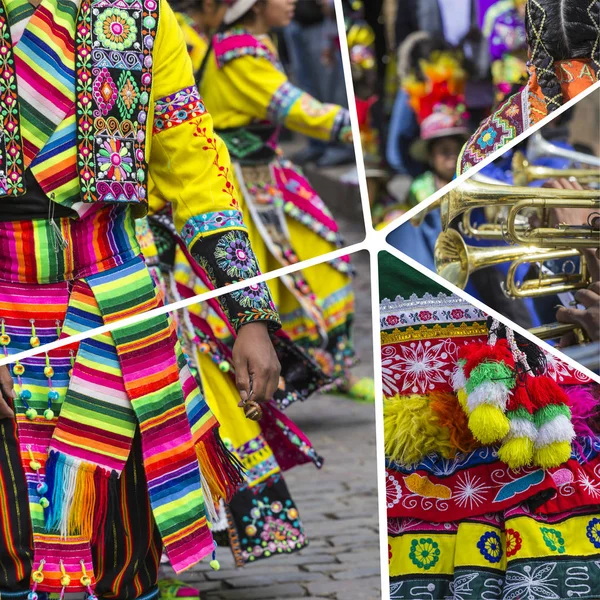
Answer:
13, 0, 78, 167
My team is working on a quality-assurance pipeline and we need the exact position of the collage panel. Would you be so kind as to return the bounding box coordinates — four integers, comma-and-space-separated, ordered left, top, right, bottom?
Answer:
387, 90, 600, 373
0, 248, 379, 600
379, 250, 600, 600
342, 0, 599, 229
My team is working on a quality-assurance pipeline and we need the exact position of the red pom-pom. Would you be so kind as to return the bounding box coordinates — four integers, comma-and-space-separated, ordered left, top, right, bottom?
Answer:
506, 378, 535, 413
528, 375, 570, 410
458, 339, 515, 377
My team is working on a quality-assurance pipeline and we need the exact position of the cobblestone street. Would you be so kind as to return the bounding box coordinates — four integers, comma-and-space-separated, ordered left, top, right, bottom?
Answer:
161, 251, 381, 599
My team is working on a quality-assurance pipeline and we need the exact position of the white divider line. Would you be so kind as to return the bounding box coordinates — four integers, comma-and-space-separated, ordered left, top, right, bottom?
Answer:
0, 241, 366, 367
381, 243, 600, 384
378, 80, 600, 238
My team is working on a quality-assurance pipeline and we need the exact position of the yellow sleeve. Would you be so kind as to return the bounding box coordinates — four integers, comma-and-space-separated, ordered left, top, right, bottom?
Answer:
223, 55, 352, 144
148, 1, 280, 331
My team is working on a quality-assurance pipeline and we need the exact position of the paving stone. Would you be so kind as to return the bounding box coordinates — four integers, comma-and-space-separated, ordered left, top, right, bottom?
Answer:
204, 583, 307, 599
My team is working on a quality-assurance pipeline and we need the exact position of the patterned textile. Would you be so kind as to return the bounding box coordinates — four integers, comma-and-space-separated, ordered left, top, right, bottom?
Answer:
380, 253, 600, 600
0, 257, 240, 593
0, 417, 162, 599
0, 205, 139, 284
213, 29, 280, 70
152, 87, 206, 133
458, 60, 598, 174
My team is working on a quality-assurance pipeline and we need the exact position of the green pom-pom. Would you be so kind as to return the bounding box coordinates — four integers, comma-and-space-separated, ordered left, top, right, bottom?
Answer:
510, 407, 535, 422
44, 408, 54, 421
25, 408, 38, 421
39, 497, 50, 509
209, 559, 220, 571
498, 437, 534, 469
466, 361, 515, 394
534, 441, 571, 469
468, 404, 510, 444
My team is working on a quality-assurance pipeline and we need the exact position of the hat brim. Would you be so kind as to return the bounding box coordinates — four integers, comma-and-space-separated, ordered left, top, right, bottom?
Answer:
409, 128, 470, 164
224, 0, 259, 24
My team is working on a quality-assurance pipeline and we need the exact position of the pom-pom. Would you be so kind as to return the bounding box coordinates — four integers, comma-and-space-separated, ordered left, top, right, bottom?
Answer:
528, 375, 570, 410
467, 381, 511, 413
498, 437, 534, 469
466, 362, 515, 395
430, 392, 480, 454
566, 386, 599, 437
210, 559, 220, 571
459, 339, 515, 377
451, 362, 467, 392
533, 441, 572, 470
468, 404, 510, 444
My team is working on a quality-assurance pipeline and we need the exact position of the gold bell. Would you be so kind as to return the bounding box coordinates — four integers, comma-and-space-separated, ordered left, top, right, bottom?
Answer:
60, 574, 71, 587
244, 400, 263, 422
81, 575, 92, 587
32, 571, 44, 584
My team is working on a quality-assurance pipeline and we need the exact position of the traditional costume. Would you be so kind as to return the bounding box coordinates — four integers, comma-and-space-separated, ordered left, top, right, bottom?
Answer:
197, 6, 365, 394
0, 0, 282, 597
380, 252, 600, 599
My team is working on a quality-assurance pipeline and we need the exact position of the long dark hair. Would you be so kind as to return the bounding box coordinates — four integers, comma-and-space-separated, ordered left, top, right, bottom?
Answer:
526, 0, 600, 113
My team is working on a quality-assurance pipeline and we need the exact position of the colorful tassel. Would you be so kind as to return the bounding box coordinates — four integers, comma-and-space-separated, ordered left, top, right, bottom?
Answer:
384, 395, 452, 466
454, 338, 515, 445
530, 376, 575, 469
567, 386, 600, 438
429, 391, 480, 455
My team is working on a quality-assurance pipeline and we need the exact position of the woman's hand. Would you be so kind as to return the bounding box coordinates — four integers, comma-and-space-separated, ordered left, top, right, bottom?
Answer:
232, 322, 281, 404
556, 281, 600, 345
0, 365, 15, 419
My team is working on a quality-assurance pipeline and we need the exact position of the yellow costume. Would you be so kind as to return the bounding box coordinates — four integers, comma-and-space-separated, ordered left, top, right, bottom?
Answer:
199, 28, 357, 385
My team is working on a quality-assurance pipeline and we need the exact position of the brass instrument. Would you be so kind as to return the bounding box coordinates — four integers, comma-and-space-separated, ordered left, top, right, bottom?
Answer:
512, 152, 600, 187
439, 179, 600, 247
504, 249, 587, 298
529, 322, 587, 344
434, 229, 558, 289
527, 132, 600, 168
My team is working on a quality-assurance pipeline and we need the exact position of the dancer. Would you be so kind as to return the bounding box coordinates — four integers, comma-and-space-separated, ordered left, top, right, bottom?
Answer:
198, 0, 374, 400
459, 0, 600, 173
0, 0, 283, 598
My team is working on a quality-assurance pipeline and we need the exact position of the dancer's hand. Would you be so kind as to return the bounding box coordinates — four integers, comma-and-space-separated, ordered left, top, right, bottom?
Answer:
0, 365, 15, 419
556, 281, 600, 345
233, 323, 281, 404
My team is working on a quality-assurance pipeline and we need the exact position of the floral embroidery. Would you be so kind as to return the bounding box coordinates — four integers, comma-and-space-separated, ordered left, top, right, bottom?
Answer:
230, 283, 270, 309
267, 81, 303, 123
116, 72, 139, 119
95, 8, 138, 50
92, 68, 118, 115
540, 527, 565, 553
386, 473, 402, 509
181, 210, 246, 247
477, 127, 497, 148
477, 531, 503, 563
153, 86, 206, 133
503, 563, 560, 600
214, 231, 258, 278
505, 528, 522, 557
97, 138, 133, 181
586, 517, 600, 549
408, 538, 440, 570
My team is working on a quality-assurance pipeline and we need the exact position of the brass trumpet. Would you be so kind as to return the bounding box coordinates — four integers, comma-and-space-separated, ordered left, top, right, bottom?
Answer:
504, 249, 588, 298
529, 322, 587, 344
527, 132, 600, 168
439, 179, 600, 246
434, 229, 559, 289
512, 152, 600, 187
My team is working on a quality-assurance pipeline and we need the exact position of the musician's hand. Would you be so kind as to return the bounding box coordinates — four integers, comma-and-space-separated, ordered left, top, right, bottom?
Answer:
556, 281, 600, 344
0, 365, 15, 419
540, 178, 596, 231
232, 322, 281, 405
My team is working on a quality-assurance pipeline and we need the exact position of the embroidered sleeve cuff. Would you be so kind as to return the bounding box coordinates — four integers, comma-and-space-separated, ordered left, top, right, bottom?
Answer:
331, 108, 352, 144
181, 210, 248, 249
189, 230, 281, 332
153, 86, 207, 134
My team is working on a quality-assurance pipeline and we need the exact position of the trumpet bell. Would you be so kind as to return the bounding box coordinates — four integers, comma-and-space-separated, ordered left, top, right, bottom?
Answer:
435, 229, 470, 288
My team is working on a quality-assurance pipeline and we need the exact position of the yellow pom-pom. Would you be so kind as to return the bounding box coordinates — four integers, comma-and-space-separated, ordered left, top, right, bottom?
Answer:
468, 404, 510, 444
457, 388, 468, 411
498, 437, 534, 469
209, 559, 220, 571
534, 441, 571, 469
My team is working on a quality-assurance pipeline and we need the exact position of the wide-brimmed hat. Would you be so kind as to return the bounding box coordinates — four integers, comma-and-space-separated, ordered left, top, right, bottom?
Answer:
409, 105, 470, 163
223, 0, 258, 25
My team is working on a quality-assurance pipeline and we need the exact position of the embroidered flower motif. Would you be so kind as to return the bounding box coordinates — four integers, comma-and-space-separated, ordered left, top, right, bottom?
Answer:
586, 517, 600, 549
477, 531, 502, 563
116, 72, 140, 119
540, 527, 565, 553
504, 563, 560, 600
92, 68, 118, 115
95, 8, 138, 51
450, 308, 464, 319
418, 310, 433, 321
214, 231, 258, 278
97, 139, 133, 181
386, 315, 400, 326
477, 127, 498, 149
505, 528, 522, 557
408, 538, 440, 570
230, 283, 269, 309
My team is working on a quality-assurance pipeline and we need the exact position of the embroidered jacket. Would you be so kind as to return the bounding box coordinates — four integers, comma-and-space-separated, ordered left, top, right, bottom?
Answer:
0, 0, 280, 330
200, 30, 352, 144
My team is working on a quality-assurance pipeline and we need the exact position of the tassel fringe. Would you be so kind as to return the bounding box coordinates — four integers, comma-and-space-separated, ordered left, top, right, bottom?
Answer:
195, 429, 245, 505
